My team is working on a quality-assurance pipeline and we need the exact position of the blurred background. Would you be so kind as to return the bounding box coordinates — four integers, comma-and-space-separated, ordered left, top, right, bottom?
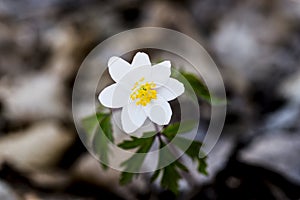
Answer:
0, 0, 300, 199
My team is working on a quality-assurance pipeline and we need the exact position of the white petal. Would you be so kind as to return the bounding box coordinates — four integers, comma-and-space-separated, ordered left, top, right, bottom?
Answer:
127, 103, 147, 127
144, 96, 172, 125
121, 105, 143, 133
131, 52, 151, 68
156, 78, 185, 101
151, 61, 171, 86
119, 65, 152, 88
108, 56, 131, 82
98, 84, 131, 108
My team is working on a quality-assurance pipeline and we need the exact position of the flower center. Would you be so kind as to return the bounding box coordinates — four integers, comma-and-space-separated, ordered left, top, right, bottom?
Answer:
130, 77, 157, 106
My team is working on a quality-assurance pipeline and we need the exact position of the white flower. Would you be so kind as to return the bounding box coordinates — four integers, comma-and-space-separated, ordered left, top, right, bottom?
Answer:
98, 52, 184, 133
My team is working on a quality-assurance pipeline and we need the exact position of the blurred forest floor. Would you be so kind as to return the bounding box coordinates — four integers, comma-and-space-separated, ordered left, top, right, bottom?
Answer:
1, 0, 300, 199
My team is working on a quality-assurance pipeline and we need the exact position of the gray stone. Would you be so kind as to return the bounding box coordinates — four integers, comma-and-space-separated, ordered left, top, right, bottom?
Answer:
0, 181, 20, 200
0, 122, 75, 171
239, 132, 300, 184
0, 73, 68, 122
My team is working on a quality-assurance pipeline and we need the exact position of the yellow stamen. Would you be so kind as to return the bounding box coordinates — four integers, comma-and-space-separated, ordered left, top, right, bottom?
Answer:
130, 78, 157, 106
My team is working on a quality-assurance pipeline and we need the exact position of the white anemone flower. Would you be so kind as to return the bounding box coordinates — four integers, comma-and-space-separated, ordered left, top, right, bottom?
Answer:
98, 52, 184, 133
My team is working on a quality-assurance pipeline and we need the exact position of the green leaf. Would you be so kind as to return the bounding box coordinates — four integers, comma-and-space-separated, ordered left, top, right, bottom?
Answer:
150, 141, 187, 195
197, 157, 208, 175
150, 169, 161, 183
93, 115, 114, 169
175, 160, 189, 172
180, 72, 211, 103
82, 116, 97, 137
161, 164, 181, 195
82, 113, 110, 141
177, 71, 226, 105
162, 121, 205, 175
100, 115, 114, 143
173, 137, 208, 175
162, 122, 208, 176
81, 113, 114, 170
120, 172, 137, 185
118, 132, 155, 149
151, 138, 207, 194
93, 127, 109, 169
119, 133, 156, 185
162, 121, 197, 139
118, 136, 143, 149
